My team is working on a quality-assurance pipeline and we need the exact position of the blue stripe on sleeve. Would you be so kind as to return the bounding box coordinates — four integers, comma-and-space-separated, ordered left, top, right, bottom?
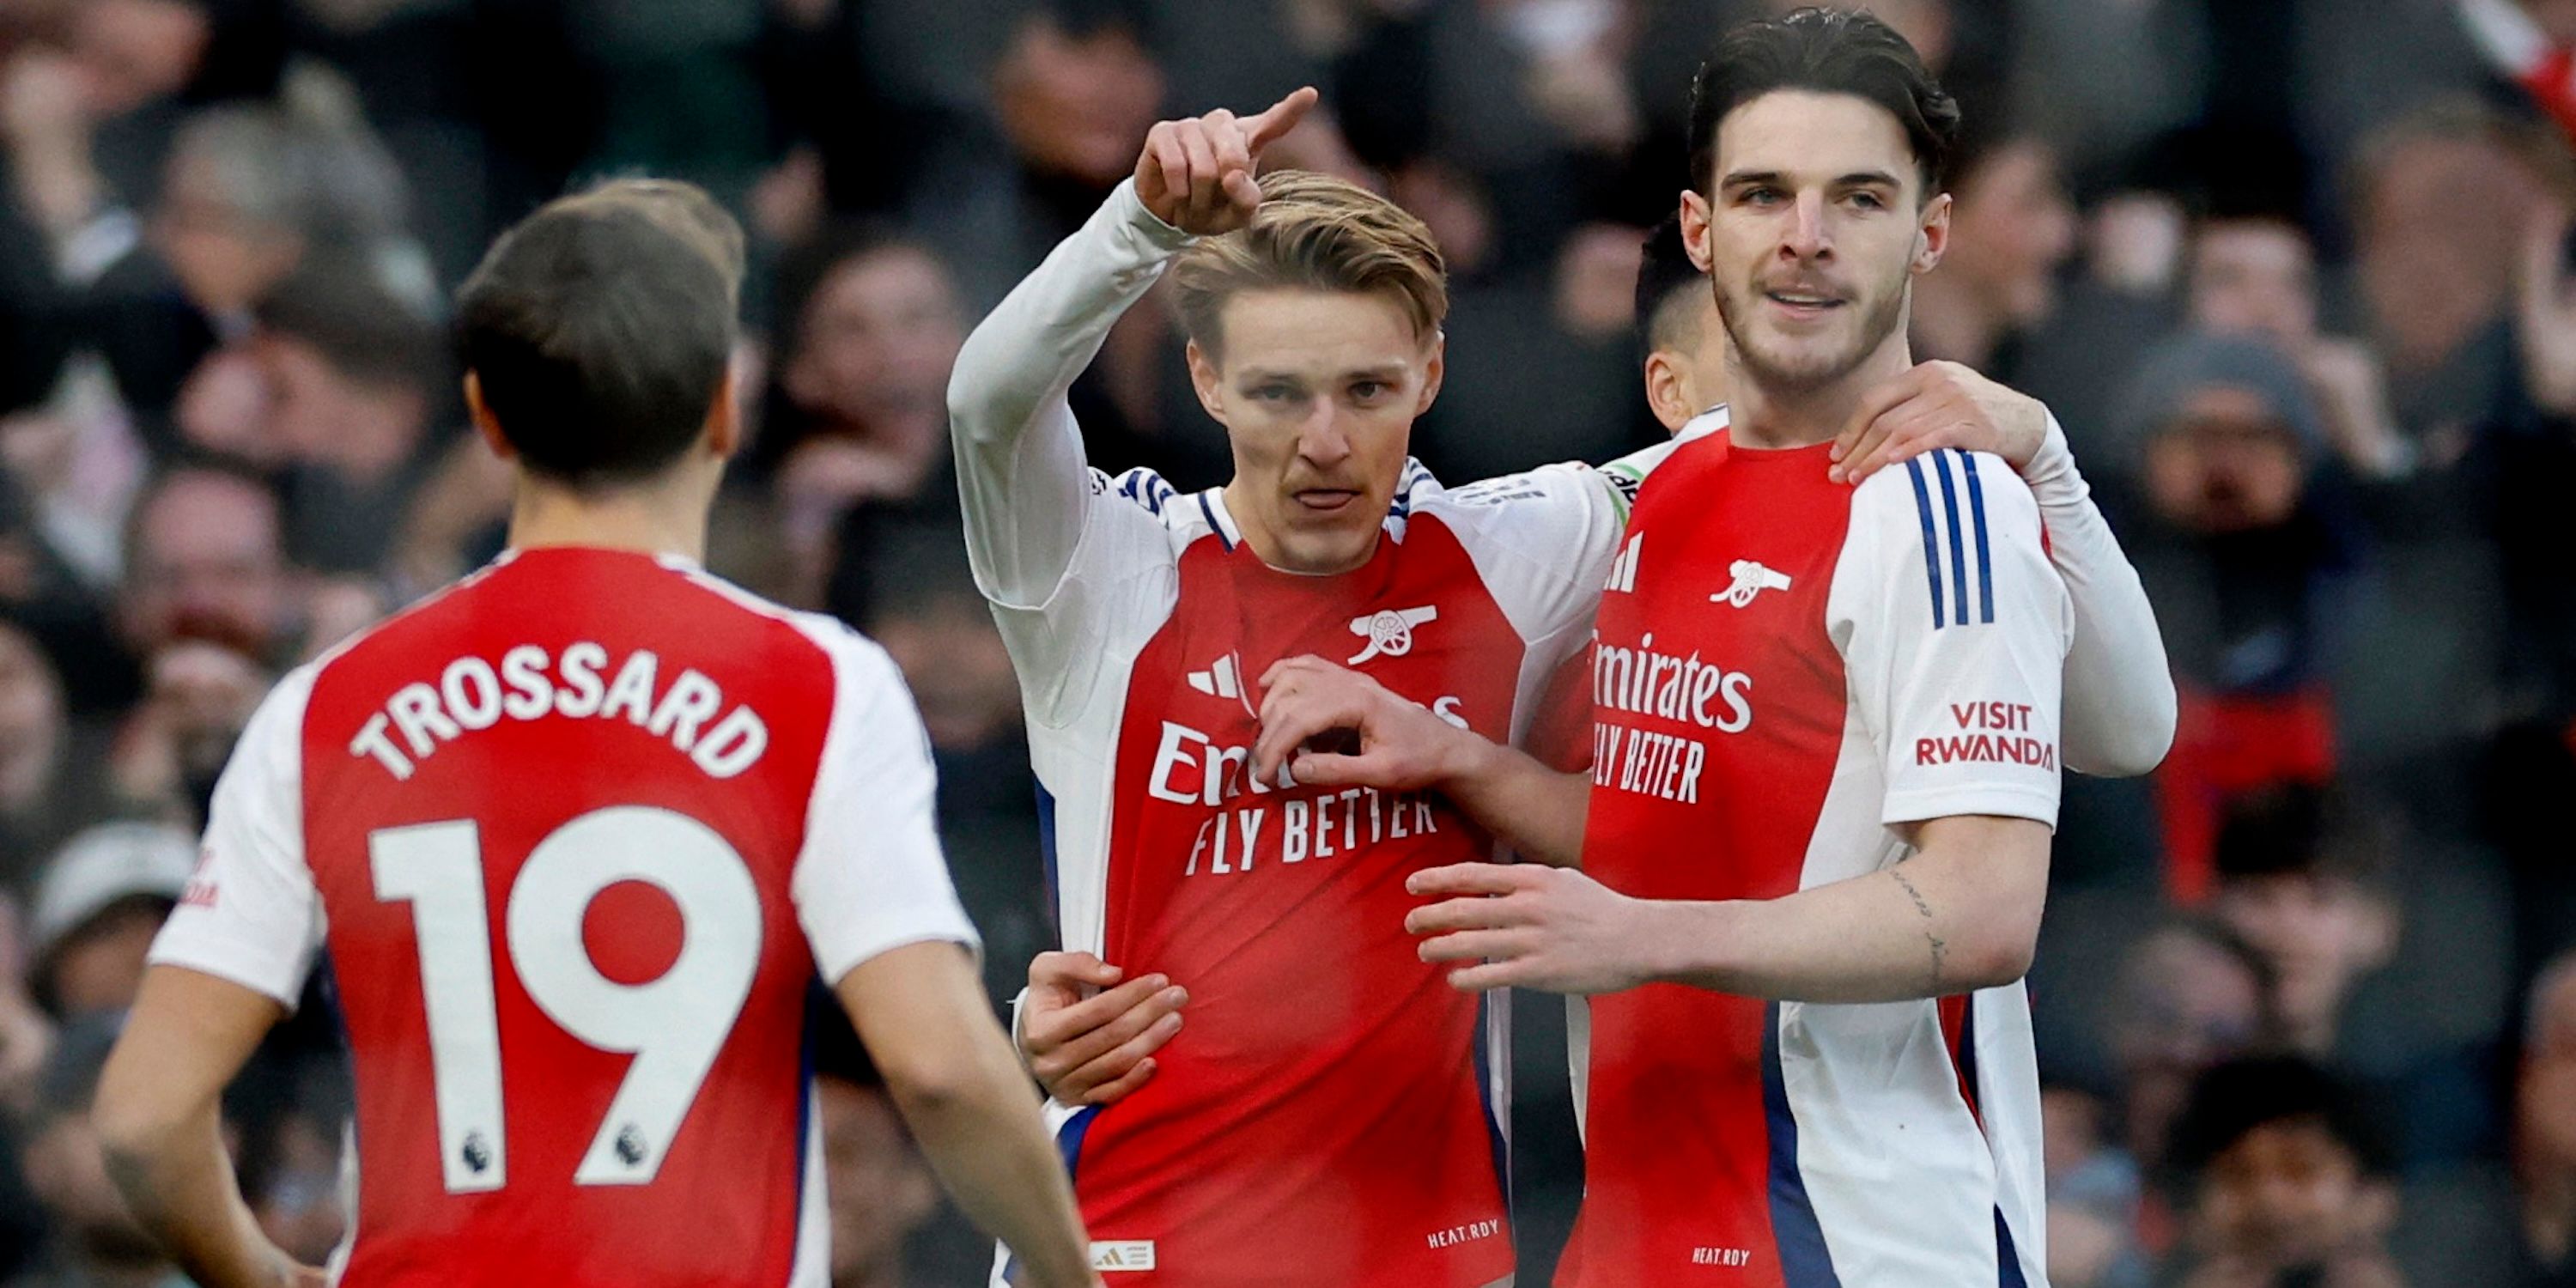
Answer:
1959, 451, 1996, 624
1933, 451, 1970, 626
1905, 458, 1947, 629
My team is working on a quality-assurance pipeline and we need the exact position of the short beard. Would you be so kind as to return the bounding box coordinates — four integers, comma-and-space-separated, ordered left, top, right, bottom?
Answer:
1716, 266, 1911, 395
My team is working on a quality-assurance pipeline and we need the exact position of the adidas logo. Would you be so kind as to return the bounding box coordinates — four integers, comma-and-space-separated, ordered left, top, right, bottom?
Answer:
1186, 654, 1243, 700
1604, 534, 1642, 594
1091, 1241, 1157, 1271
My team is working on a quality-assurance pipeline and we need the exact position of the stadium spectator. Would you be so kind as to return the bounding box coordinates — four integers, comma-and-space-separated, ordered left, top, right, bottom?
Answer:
2186, 216, 2414, 483
756, 227, 970, 604
2162, 1054, 2405, 1288
0, 619, 118, 890
2113, 332, 2355, 902
2208, 787, 2401, 1060
817, 1073, 942, 1288
114, 464, 289, 662
25, 821, 193, 1018
246, 253, 447, 575
2099, 917, 2281, 1241
10, 1015, 187, 1288
1911, 127, 2078, 379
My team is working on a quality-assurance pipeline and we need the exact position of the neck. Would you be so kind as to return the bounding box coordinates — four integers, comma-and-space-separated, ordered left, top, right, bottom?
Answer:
1908, 272, 2002, 368
1727, 330, 1918, 450
506, 474, 711, 562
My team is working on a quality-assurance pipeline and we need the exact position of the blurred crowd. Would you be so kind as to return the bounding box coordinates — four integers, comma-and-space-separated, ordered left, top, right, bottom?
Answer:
0, 0, 2571, 1285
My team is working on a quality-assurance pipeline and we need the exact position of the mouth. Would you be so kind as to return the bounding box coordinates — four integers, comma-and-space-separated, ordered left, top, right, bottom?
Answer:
1762, 288, 1846, 321
1292, 489, 1362, 515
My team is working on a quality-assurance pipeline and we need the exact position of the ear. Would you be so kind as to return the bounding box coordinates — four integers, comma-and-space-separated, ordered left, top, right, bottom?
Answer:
1643, 349, 1697, 434
703, 367, 742, 459
1414, 329, 1447, 416
1680, 190, 1715, 273
1915, 191, 1953, 275
1185, 338, 1228, 425
464, 372, 517, 463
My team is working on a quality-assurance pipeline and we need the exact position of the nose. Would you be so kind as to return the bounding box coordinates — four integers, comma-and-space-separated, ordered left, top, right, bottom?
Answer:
1297, 406, 1352, 469
1782, 191, 1831, 264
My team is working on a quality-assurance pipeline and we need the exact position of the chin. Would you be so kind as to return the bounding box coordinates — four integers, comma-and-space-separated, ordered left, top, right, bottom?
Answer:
1278, 523, 1380, 574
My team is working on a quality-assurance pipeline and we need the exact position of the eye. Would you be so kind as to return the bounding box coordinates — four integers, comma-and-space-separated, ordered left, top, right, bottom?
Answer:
1250, 384, 1296, 402
1741, 186, 1783, 207
1849, 191, 1886, 210
1350, 380, 1388, 401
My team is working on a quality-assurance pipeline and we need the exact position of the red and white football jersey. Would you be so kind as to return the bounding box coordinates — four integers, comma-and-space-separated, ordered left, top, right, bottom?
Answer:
150, 547, 979, 1288
1563, 412, 2071, 1288
953, 181, 1662, 1287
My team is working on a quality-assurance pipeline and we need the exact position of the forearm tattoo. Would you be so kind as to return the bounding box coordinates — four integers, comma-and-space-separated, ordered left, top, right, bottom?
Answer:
1888, 866, 1947, 988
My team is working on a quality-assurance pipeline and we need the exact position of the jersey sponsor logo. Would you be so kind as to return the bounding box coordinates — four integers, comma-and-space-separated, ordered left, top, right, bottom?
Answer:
1599, 462, 1646, 517
345, 643, 769, 783
1185, 653, 1245, 702
1346, 605, 1438, 665
1144, 718, 1452, 877
1914, 700, 2055, 769
1711, 559, 1794, 608
1592, 634, 1753, 733
1603, 535, 1642, 594
1091, 1241, 1157, 1271
1425, 1218, 1504, 1250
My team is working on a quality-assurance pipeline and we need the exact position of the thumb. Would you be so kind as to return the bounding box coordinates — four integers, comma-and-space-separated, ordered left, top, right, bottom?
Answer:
1244, 86, 1321, 155
1031, 951, 1122, 990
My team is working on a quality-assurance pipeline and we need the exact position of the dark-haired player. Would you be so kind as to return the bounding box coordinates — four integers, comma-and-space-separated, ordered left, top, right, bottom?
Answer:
1255, 9, 2158, 1283
89, 180, 1099, 1288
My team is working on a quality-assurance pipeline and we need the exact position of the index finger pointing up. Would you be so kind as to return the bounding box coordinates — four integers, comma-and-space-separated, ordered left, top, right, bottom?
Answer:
1244, 86, 1321, 155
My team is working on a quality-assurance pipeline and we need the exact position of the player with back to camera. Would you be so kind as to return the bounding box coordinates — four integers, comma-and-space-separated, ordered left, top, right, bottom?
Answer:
971, 69, 2169, 1288
88, 179, 1100, 1288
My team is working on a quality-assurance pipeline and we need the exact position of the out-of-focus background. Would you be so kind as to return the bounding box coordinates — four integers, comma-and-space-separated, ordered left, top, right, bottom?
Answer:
0, 0, 2573, 1285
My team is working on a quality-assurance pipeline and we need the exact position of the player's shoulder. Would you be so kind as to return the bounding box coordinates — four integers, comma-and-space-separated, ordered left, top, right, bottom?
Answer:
1093, 464, 1236, 549
663, 562, 903, 686
1846, 447, 2039, 548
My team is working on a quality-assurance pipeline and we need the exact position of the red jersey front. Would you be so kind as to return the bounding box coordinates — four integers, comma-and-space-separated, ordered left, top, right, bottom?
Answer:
151, 547, 980, 1288
1564, 417, 2070, 1288
951, 180, 1658, 1286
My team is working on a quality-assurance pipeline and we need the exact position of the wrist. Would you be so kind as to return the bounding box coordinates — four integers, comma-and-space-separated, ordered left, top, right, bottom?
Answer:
1431, 720, 1504, 794
1631, 897, 1742, 989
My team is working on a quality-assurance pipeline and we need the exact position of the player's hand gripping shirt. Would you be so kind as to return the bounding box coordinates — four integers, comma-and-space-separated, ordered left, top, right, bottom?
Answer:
951, 180, 1661, 1288
149, 548, 979, 1288
1564, 412, 2071, 1288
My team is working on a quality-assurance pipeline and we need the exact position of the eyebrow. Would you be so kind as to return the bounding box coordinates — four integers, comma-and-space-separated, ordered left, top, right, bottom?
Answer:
1234, 365, 1408, 383
1719, 169, 1905, 191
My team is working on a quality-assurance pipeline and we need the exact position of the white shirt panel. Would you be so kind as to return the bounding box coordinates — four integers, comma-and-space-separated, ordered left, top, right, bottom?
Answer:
1832, 449, 2071, 829
147, 663, 325, 1006
781, 615, 981, 984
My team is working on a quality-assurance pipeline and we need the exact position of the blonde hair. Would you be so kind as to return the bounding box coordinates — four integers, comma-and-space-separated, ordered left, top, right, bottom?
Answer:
1169, 170, 1447, 361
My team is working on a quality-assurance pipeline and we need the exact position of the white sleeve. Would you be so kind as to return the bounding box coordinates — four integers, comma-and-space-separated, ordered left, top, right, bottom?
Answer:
1833, 452, 2072, 829
2016, 416, 2177, 777
791, 622, 981, 986
147, 665, 325, 1008
948, 178, 1194, 612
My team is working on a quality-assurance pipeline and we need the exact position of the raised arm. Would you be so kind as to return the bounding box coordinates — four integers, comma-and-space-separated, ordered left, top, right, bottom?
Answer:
950, 89, 1315, 609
